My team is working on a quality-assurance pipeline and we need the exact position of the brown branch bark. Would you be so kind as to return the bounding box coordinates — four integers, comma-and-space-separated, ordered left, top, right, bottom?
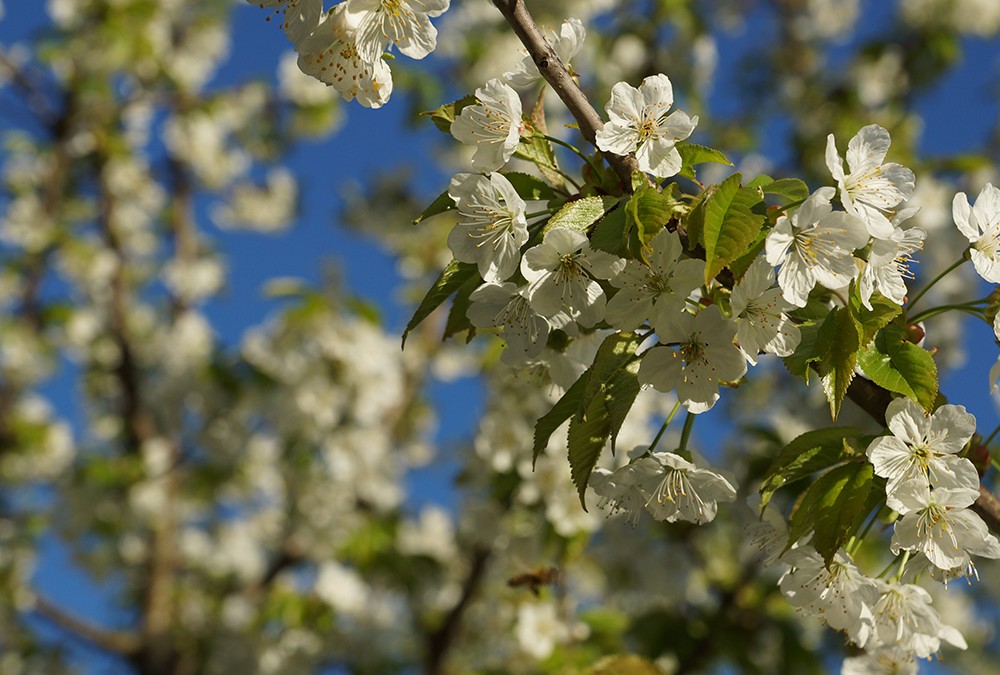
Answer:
424, 546, 491, 675
33, 595, 141, 656
490, 0, 641, 190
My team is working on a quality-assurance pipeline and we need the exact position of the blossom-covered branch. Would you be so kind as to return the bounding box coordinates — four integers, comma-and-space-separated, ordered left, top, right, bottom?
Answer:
490, 0, 641, 188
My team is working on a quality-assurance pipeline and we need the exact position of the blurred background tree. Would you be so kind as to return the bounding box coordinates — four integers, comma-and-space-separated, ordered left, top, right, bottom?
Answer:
1, 1, 999, 673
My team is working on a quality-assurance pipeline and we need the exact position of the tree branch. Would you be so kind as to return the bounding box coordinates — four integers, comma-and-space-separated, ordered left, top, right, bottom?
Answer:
424, 546, 491, 675
844, 376, 1000, 533
490, 0, 641, 189
33, 595, 141, 656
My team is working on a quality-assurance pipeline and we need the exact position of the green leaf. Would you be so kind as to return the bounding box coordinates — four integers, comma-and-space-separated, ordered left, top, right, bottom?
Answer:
421, 94, 477, 134
515, 134, 564, 188
586, 654, 667, 675
726, 228, 768, 281
788, 462, 876, 566
783, 322, 822, 383
501, 171, 558, 201
676, 142, 733, 180
759, 427, 862, 509
568, 360, 642, 505
568, 394, 611, 510
745, 174, 774, 190
582, 333, 645, 410
581, 332, 644, 454
683, 189, 710, 252
561, 333, 644, 504
543, 195, 619, 235
590, 206, 629, 257
815, 307, 862, 420
443, 273, 481, 342
762, 178, 809, 205
850, 291, 902, 346
412, 190, 454, 225
857, 321, 939, 411
701, 172, 767, 283
402, 260, 478, 347
533, 373, 588, 466
624, 183, 676, 259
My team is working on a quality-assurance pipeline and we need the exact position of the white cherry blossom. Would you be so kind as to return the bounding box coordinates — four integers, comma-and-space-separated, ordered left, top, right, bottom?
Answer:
841, 649, 917, 675
637, 305, 747, 413
466, 282, 550, 363
590, 464, 648, 527
520, 227, 625, 327
952, 182, 1000, 282
503, 18, 586, 87
450, 79, 523, 172
826, 124, 915, 238
296, 5, 393, 108
595, 74, 698, 178
730, 256, 801, 364
858, 217, 925, 310
855, 580, 967, 659
447, 172, 527, 283
637, 451, 737, 524
256, 0, 324, 45
889, 483, 1000, 571
865, 397, 979, 500
778, 547, 879, 642
604, 228, 704, 332
343, 0, 450, 62
765, 187, 869, 307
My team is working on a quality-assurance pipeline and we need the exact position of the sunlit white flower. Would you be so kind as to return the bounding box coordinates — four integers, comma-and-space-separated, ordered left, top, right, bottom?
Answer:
730, 256, 800, 364
503, 18, 586, 87
296, 4, 393, 108
255, 0, 324, 45
889, 482, 1000, 571
590, 465, 648, 527
638, 305, 747, 413
826, 124, 915, 238
841, 648, 917, 675
854, 580, 967, 659
952, 182, 1000, 282
765, 187, 870, 307
450, 78, 523, 171
466, 282, 550, 362
779, 547, 879, 641
858, 215, 925, 310
515, 601, 573, 659
747, 506, 791, 567
447, 172, 527, 282
595, 74, 698, 178
521, 227, 625, 327
343, 0, 450, 62
604, 228, 704, 332
636, 451, 737, 524
865, 397, 979, 500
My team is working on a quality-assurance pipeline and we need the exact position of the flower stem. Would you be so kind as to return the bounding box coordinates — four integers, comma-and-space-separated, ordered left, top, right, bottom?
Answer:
676, 411, 696, 461
542, 133, 603, 177
891, 550, 911, 583
984, 420, 1000, 448
848, 507, 883, 556
648, 401, 682, 453
907, 253, 968, 310
907, 304, 985, 325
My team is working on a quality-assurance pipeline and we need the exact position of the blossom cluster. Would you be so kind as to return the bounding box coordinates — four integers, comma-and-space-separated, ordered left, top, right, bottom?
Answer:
251, 0, 450, 108
434, 29, 1000, 667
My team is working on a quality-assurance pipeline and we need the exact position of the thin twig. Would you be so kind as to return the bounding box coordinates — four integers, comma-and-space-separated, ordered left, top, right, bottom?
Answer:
491, 0, 641, 190
33, 595, 141, 656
